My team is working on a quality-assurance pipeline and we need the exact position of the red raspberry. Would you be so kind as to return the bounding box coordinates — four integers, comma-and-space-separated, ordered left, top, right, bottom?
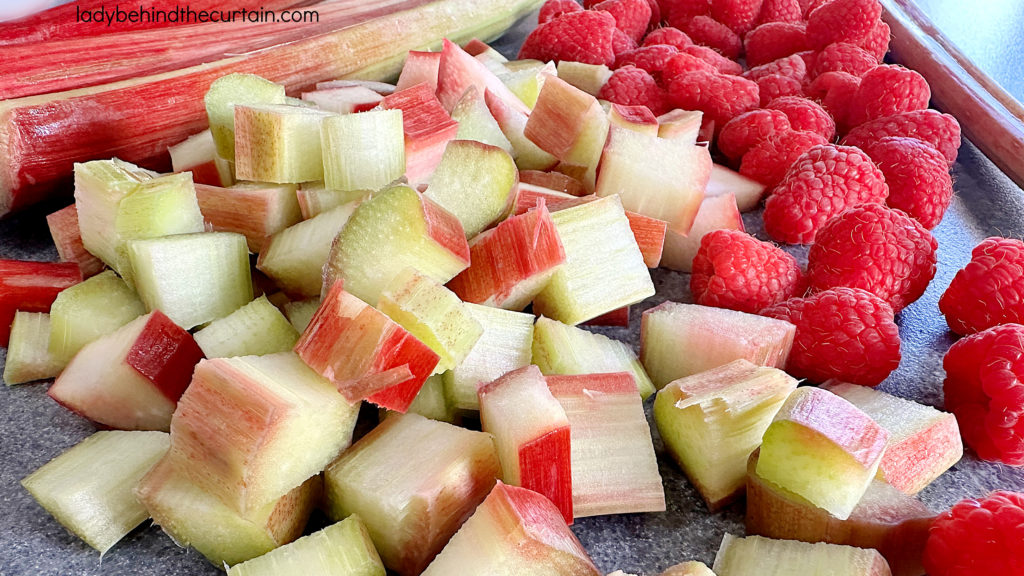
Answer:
925, 491, 1024, 574
761, 287, 901, 386
643, 26, 694, 49
763, 144, 888, 244
744, 22, 809, 67
666, 69, 759, 126
803, 0, 826, 14
614, 45, 680, 82
862, 137, 954, 229
809, 42, 878, 79
806, 71, 861, 131
691, 229, 806, 313
683, 15, 743, 59
594, 0, 653, 43
742, 54, 807, 83
599, 66, 669, 115
710, 0, 764, 36
841, 109, 962, 166
683, 44, 744, 74
662, 51, 719, 82
755, 74, 803, 107
942, 325, 1024, 464
661, 0, 712, 28
939, 237, 1024, 335
611, 27, 640, 56
718, 109, 792, 161
806, 0, 883, 50
757, 0, 802, 24
847, 64, 930, 127
519, 11, 618, 66
739, 129, 827, 187
808, 204, 937, 313
764, 96, 835, 141
538, 0, 583, 24
859, 19, 890, 61
645, 0, 663, 29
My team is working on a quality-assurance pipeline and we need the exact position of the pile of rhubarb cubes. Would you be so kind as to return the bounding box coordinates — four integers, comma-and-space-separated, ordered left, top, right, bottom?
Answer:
3, 34, 962, 576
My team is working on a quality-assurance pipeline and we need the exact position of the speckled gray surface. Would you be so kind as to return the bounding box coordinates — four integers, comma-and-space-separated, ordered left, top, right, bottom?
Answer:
3, 11, 1024, 576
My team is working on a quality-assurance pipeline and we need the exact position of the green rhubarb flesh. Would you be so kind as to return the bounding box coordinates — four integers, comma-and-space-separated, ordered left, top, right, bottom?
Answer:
4, 312, 63, 385
205, 73, 288, 160
49, 269, 146, 364
227, 515, 385, 576
713, 534, 892, 576
451, 88, 514, 155
423, 140, 518, 238
21, 430, 169, 554
321, 109, 406, 192
555, 61, 612, 97
404, 374, 457, 423
283, 298, 321, 333
233, 103, 334, 184
499, 61, 553, 109
297, 182, 370, 219
193, 295, 300, 358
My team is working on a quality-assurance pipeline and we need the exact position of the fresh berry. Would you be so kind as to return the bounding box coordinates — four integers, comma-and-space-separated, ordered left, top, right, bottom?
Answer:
925, 491, 1024, 574
691, 229, 806, 313
683, 44, 744, 74
739, 129, 827, 187
859, 19, 891, 61
742, 53, 807, 83
519, 11, 618, 66
643, 26, 694, 49
538, 0, 583, 24
764, 96, 836, 141
615, 45, 680, 81
761, 287, 901, 386
841, 109, 962, 165
645, 0, 663, 29
809, 42, 877, 79
666, 69, 759, 126
744, 22, 809, 67
939, 237, 1024, 335
862, 136, 954, 229
611, 27, 640, 56
763, 144, 889, 244
599, 66, 670, 115
803, 0, 827, 14
755, 74, 803, 106
594, 0, 653, 43
806, 70, 861, 131
662, 51, 720, 82
808, 203, 937, 312
683, 15, 743, 59
710, 0, 764, 35
661, 0, 712, 28
847, 64, 931, 127
757, 0, 803, 24
718, 109, 792, 161
942, 325, 1024, 464
806, 0, 883, 50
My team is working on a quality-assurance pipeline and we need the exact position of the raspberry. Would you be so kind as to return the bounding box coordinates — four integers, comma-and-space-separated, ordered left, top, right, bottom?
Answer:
862, 137, 953, 229
662, 51, 720, 82
809, 42, 877, 79
757, 0, 802, 24
761, 287, 901, 386
519, 11, 618, 66
538, 0, 583, 25
683, 15, 743, 60
763, 144, 888, 244
806, 71, 861, 131
614, 45, 680, 82
594, 0, 653, 43
691, 229, 806, 313
645, 0, 663, 30
859, 19, 890, 61
718, 109, 792, 161
755, 74, 803, 107
611, 27, 640, 56
841, 109, 962, 165
710, 0, 764, 36
942, 325, 1024, 464
939, 237, 1024, 335
807, 204, 937, 313
739, 129, 827, 187
764, 96, 835, 141
806, 0, 882, 50
744, 22, 809, 67
925, 491, 1024, 574
803, 0, 827, 14
742, 53, 807, 83
599, 66, 670, 115
847, 64, 931, 127
666, 69, 759, 127
683, 44, 744, 74
643, 26, 694, 49
661, 0, 712, 28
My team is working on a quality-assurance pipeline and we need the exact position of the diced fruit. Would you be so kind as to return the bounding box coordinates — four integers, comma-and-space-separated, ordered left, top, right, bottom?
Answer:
556, 61, 613, 96
396, 51, 442, 93
822, 381, 962, 494
421, 481, 601, 576
549, 373, 666, 517
301, 86, 383, 114
21, 430, 169, 554
424, 140, 518, 238
660, 562, 717, 576
49, 311, 203, 431
296, 182, 368, 219
657, 109, 704, 144
48, 269, 146, 364
294, 281, 439, 412
324, 413, 501, 576
706, 164, 768, 212
72, 159, 156, 271
654, 360, 798, 510
532, 315, 655, 399
320, 109, 406, 192
479, 365, 573, 523
226, 514, 385, 576
485, 88, 559, 171
641, 302, 796, 388
757, 386, 890, 521
137, 458, 320, 567
323, 185, 470, 306
0, 259, 81, 347
193, 295, 300, 358
205, 73, 288, 160
519, 170, 589, 197
169, 352, 358, 514
315, 79, 396, 94
46, 204, 105, 277
712, 534, 893, 576
403, 374, 457, 423
534, 195, 654, 325
661, 193, 744, 273
624, 207, 666, 269
168, 129, 233, 187
512, 182, 576, 215
451, 87, 515, 155
195, 182, 302, 253
436, 38, 530, 114
258, 202, 358, 298
128, 232, 252, 329
283, 298, 320, 333
3, 312, 63, 385
378, 83, 459, 184
608, 103, 660, 136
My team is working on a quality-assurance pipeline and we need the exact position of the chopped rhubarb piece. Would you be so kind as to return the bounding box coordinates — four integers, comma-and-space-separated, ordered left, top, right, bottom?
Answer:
45, 205, 105, 278
195, 182, 302, 253
485, 89, 559, 171
401, 374, 457, 423
518, 170, 588, 197
713, 534, 892, 576
424, 139, 518, 237
296, 182, 368, 219
512, 183, 576, 215
396, 51, 442, 93
451, 87, 515, 155
0, 259, 81, 347
436, 39, 530, 114
653, 359, 798, 510
48, 269, 145, 364
555, 61, 612, 97
324, 413, 501, 575
321, 108, 405, 192
21, 430, 169, 554
706, 164, 768, 212
624, 210, 668, 268
194, 295, 300, 359
660, 562, 717, 576
3, 312, 63, 385
609, 103, 660, 136
294, 281, 440, 412
258, 202, 358, 298
661, 193, 744, 273
169, 352, 358, 514
499, 61, 555, 110
233, 104, 334, 184
283, 298, 320, 333
302, 86, 384, 114
548, 373, 666, 517
205, 73, 288, 160
168, 129, 233, 187
641, 302, 796, 388
657, 109, 704, 144
379, 83, 459, 184
315, 79, 397, 94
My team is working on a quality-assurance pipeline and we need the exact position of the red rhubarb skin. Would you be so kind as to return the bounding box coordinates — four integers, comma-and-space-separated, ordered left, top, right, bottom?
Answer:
125, 310, 205, 403
395, 51, 442, 93
435, 38, 531, 114
45, 204, 105, 278
420, 193, 471, 265
624, 211, 668, 268
546, 372, 639, 396
519, 426, 575, 525
0, 259, 81, 346
380, 83, 459, 184
781, 387, 891, 468
518, 170, 589, 197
